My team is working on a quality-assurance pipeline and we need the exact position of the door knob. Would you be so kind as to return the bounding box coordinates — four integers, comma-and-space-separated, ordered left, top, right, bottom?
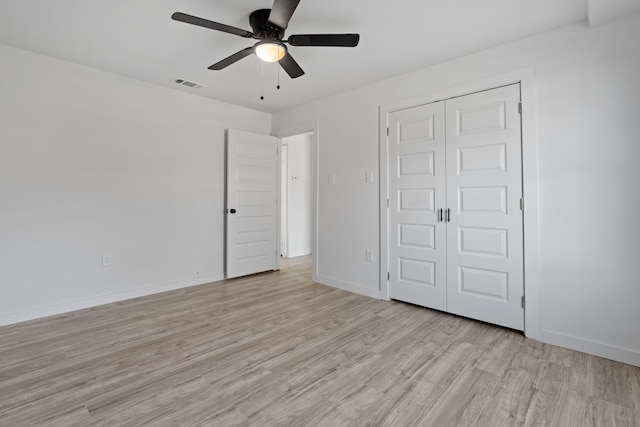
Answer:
229, 208, 236, 214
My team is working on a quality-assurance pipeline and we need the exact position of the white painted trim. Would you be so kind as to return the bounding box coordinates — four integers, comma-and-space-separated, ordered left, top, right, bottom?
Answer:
382, 68, 533, 114
379, 68, 541, 339
0, 273, 225, 327
279, 144, 289, 259
541, 330, 640, 367
271, 122, 320, 281
275, 141, 283, 270
520, 76, 542, 341
379, 106, 390, 301
315, 274, 382, 300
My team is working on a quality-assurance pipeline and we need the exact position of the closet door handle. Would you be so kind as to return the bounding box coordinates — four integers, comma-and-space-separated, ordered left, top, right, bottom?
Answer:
438, 208, 444, 222
446, 208, 451, 222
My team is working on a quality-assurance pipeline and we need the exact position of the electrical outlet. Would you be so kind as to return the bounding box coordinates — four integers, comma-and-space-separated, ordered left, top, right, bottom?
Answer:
365, 250, 374, 262
102, 253, 112, 267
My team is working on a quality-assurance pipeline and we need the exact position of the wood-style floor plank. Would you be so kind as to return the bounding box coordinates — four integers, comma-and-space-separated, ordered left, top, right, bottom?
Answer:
1, 255, 639, 426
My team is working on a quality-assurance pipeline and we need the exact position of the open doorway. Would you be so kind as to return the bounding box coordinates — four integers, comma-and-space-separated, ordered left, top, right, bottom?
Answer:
280, 132, 312, 260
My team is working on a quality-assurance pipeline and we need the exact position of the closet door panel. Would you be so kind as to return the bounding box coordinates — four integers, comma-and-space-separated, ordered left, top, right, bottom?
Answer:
445, 84, 524, 330
388, 102, 447, 311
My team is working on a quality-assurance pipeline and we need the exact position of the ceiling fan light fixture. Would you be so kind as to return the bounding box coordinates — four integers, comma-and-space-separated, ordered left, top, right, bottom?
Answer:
254, 41, 286, 63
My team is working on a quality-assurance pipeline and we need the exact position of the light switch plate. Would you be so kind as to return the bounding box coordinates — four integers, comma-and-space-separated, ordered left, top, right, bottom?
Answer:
365, 250, 374, 262
365, 171, 374, 183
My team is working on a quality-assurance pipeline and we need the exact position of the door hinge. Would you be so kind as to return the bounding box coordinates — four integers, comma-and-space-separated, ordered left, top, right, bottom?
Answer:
521, 295, 525, 308
387, 272, 390, 280
387, 198, 390, 208
520, 198, 524, 211
518, 102, 522, 114
386, 127, 389, 137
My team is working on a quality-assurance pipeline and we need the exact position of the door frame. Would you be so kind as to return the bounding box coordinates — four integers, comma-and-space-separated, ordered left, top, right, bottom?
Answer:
280, 144, 289, 259
272, 122, 320, 281
379, 68, 541, 339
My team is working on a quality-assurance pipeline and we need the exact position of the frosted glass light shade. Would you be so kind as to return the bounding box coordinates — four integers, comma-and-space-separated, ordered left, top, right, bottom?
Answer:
255, 42, 286, 63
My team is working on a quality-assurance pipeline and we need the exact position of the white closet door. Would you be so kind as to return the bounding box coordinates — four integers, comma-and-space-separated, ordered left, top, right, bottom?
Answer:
445, 84, 524, 330
388, 102, 447, 311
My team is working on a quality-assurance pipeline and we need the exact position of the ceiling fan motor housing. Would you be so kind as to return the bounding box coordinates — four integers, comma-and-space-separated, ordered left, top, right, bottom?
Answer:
250, 9, 285, 40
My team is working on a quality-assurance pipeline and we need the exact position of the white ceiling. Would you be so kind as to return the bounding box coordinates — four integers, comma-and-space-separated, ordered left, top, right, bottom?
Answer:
0, 0, 631, 113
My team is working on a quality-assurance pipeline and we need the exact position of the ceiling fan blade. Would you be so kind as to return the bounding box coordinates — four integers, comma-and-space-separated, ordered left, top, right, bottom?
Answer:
208, 47, 254, 70
279, 53, 305, 79
288, 34, 360, 47
268, 0, 301, 30
172, 12, 253, 38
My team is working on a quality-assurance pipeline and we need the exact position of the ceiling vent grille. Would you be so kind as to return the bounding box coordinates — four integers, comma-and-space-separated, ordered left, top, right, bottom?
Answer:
173, 78, 206, 90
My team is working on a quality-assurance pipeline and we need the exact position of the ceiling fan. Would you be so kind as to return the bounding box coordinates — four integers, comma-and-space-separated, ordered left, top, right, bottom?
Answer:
171, 0, 360, 79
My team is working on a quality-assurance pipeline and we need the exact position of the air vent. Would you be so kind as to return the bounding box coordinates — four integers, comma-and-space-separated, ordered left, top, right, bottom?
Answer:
172, 78, 206, 90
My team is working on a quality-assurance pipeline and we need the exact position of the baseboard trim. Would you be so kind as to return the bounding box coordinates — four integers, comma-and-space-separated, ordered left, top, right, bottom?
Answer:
541, 329, 640, 367
313, 274, 381, 300
0, 273, 225, 327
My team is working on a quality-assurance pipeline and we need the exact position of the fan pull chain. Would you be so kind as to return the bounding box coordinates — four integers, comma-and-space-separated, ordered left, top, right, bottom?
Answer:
260, 61, 265, 100
277, 64, 281, 90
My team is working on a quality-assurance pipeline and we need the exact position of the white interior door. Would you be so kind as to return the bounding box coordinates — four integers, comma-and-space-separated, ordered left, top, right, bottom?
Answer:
226, 129, 278, 279
386, 84, 524, 331
445, 84, 524, 330
388, 102, 447, 311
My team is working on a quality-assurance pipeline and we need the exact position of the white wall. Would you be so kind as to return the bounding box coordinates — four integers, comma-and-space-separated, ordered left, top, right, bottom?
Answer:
588, 0, 640, 27
0, 43, 271, 326
281, 133, 312, 258
272, 14, 640, 365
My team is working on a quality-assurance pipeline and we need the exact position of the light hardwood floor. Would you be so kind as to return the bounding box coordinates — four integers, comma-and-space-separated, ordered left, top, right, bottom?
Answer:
1, 256, 639, 426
